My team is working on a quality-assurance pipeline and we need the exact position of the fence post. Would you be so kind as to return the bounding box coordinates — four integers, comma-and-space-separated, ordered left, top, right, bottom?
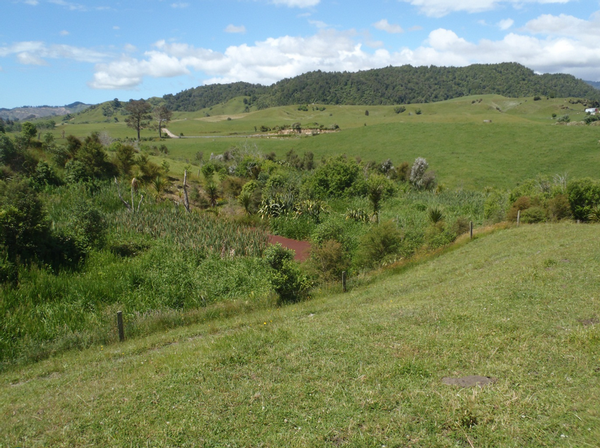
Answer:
470, 221, 473, 239
117, 311, 125, 342
342, 271, 347, 293
517, 210, 521, 227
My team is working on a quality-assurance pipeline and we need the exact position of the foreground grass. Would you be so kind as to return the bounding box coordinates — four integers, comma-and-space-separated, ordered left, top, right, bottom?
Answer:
2, 223, 600, 447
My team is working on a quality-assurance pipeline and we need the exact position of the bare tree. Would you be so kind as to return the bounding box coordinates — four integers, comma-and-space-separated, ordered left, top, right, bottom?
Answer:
154, 105, 173, 138
124, 99, 152, 141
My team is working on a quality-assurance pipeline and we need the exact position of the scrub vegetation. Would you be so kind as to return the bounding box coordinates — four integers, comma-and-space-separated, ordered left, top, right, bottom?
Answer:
2, 77, 600, 445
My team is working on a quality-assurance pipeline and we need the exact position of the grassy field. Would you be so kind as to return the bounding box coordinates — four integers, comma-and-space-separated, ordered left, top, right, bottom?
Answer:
42, 95, 599, 190
2, 222, 600, 447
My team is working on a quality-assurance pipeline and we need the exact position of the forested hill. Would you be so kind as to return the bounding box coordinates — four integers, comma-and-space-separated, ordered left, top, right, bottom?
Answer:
163, 63, 600, 111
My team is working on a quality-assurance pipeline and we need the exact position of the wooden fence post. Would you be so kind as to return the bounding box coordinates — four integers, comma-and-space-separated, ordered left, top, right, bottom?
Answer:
470, 221, 473, 239
342, 271, 347, 293
117, 311, 125, 342
517, 210, 521, 227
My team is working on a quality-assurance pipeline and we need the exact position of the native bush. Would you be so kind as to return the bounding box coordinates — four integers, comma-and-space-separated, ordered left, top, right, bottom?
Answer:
483, 189, 509, 224
567, 178, 600, 221
357, 220, 403, 268
520, 206, 546, 224
0, 178, 50, 263
307, 240, 350, 282
547, 194, 571, 221
507, 196, 531, 221
263, 244, 310, 303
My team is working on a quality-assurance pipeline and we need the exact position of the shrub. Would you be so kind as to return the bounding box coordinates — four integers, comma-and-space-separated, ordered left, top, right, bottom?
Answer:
483, 189, 509, 224
425, 222, 456, 249
308, 240, 350, 282
410, 157, 428, 189
547, 194, 571, 221
557, 115, 570, 123
451, 217, 471, 236
521, 206, 546, 224
507, 196, 531, 221
394, 106, 406, 114
567, 178, 600, 221
357, 220, 402, 268
263, 244, 311, 303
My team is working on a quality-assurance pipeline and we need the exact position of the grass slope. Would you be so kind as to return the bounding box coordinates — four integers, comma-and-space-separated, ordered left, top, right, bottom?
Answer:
2, 223, 600, 446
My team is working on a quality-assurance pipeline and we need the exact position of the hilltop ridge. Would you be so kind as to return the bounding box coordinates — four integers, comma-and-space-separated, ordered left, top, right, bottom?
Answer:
163, 62, 600, 112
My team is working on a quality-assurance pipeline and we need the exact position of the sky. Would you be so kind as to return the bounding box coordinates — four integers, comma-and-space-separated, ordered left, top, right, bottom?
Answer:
1, 0, 600, 109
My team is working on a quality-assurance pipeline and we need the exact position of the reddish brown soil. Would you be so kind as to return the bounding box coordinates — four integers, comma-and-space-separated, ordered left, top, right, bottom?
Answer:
268, 235, 311, 262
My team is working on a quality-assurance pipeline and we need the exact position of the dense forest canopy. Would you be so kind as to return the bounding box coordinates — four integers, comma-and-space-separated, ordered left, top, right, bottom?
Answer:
163, 63, 600, 111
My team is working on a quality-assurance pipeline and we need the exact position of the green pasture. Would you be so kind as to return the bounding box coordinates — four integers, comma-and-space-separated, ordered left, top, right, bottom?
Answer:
2, 223, 599, 447
41, 95, 598, 189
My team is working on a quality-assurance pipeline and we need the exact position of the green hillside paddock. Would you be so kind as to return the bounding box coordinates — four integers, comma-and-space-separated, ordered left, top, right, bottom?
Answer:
1, 223, 599, 447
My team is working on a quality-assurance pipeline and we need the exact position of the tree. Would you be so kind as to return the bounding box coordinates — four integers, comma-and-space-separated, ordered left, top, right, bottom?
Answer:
154, 105, 173, 138
124, 99, 152, 141
21, 122, 37, 146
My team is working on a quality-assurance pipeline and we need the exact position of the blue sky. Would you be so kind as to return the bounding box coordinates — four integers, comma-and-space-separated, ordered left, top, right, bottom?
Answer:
1, 0, 599, 108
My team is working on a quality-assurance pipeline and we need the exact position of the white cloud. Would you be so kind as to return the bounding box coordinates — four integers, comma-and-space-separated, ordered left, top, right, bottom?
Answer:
17, 52, 48, 65
374, 19, 404, 34
22, 0, 39, 5
309, 20, 329, 29
498, 19, 514, 30
48, 0, 86, 11
89, 51, 190, 89
525, 13, 600, 38
124, 44, 137, 53
88, 11, 600, 90
269, 0, 320, 8
171, 2, 189, 8
60, 30, 70, 36
225, 24, 247, 34
399, 0, 572, 18
0, 41, 107, 64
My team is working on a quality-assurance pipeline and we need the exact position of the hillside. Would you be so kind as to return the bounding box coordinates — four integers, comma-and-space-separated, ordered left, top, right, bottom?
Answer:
2, 223, 599, 446
163, 63, 600, 111
0, 102, 91, 120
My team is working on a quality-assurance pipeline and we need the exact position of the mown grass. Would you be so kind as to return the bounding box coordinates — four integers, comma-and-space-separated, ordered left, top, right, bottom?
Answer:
2, 223, 599, 446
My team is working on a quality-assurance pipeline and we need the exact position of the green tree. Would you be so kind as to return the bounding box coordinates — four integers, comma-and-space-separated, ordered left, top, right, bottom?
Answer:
77, 132, 110, 179
21, 122, 37, 146
0, 179, 50, 262
125, 99, 152, 141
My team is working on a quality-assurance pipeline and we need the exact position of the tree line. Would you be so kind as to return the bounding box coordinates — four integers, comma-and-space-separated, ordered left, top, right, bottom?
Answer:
163, 63, 600, 112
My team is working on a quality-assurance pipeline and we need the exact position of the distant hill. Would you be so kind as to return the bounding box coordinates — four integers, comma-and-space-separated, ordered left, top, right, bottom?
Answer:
0, 102, 91, 120
164, 62, 600, 112
586, 80, 600, 90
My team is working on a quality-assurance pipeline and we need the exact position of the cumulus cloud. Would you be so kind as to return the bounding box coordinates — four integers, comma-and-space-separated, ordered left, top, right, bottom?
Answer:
60, 30, 70, 36
525, 13, 600, 38
374, 19, 404, 34
225, 24, 247, 34
87, 11, 600, 90
399, 0, 572, 18
270, 0, 320, 8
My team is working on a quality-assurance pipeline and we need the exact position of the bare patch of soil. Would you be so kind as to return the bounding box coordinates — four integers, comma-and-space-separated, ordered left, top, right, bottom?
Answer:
268, 235, 311, 262
442, 375, 497, 387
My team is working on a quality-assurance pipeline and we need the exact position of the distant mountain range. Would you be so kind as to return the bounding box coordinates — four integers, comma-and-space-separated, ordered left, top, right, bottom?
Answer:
163, 62, 600, 112
0, 102, 91, 121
